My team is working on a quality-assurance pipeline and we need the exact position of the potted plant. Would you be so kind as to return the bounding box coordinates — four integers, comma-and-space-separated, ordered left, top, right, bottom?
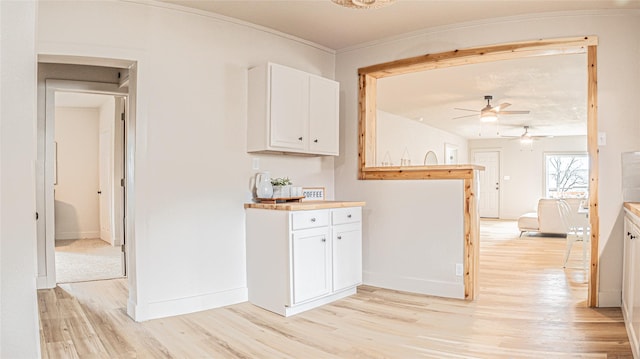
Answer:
271, 177, 292, 198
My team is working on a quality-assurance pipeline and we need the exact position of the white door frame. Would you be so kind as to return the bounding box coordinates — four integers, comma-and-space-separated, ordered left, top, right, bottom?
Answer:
471, 149, 503, 219
39, 80, 127, 288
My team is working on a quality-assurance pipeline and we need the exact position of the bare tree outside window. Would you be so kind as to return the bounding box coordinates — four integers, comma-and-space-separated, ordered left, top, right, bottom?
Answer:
545, 154, 589, 198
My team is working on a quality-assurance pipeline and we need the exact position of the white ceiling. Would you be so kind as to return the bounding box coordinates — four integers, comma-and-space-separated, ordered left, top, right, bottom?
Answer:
158, 0, 640, 51
377, 52, 587, 139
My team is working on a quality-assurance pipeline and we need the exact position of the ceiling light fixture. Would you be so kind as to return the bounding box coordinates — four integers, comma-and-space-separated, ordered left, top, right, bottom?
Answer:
331, 0, 396, 9
520, 128, 533, 144
479, 111, 497, 123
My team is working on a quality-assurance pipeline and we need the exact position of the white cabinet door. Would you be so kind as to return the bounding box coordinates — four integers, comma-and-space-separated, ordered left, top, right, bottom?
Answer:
632, 219, 640, 351
292, 227, 331, 304
269, 64, 308, 150
332, 223, 362, 292
624, 214, 640, 355
308, 76, 339, 155
623, 217, 635, 322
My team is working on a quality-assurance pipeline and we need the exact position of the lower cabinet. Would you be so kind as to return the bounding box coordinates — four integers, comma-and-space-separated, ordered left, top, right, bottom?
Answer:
246, 206, 362, 316
333, 222, 362, 292
623, 209, 640, 357
292, 227, 331, 304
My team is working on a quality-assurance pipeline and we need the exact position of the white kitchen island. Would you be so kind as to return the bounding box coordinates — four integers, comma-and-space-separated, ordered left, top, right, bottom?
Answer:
244, 201, 365, 317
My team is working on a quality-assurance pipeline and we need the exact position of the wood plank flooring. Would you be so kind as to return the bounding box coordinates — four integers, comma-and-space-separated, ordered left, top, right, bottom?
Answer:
38, 220, 632, 358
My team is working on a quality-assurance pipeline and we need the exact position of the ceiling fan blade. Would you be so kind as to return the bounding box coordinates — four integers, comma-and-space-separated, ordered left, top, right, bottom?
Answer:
493, 103, 511, 112
452, 114, 478, 120
532, 135, 554, 139
499, 110, 530, 115
454, 108, 479, 113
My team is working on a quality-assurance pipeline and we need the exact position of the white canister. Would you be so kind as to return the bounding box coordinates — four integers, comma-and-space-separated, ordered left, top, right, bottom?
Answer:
255, 172, 273, 198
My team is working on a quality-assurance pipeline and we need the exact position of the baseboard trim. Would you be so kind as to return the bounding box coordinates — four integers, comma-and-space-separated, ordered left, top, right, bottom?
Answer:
36, 275, 55, 289
55, 231, 100, 240
598, 290, 621, 307
363, 271, 464, 299
128, 286, 248, 322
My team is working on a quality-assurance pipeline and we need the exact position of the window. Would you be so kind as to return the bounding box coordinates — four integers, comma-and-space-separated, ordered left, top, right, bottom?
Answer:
544, 153, 589, 198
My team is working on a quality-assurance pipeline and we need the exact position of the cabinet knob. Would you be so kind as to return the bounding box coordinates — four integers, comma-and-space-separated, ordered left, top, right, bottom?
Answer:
321, 238, 326, 242
632, 235, 637, 240
310, 218, 316, 222
298, 137, 303, 141
337, 236, 342, 240
314, 139, 318, 143
347, 214, 352, 218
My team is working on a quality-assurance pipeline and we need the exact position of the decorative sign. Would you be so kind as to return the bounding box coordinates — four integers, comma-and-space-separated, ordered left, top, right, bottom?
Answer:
302, 187, 325, 201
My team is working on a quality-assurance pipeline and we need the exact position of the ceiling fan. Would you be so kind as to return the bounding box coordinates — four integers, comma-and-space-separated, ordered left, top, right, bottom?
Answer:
454, 95, 530, 122
500, 125, 553, 143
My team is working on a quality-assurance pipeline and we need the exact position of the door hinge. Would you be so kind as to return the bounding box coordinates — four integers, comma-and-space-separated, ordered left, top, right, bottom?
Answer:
121, 178, 125, 187
121, 112, 125, 121
35, 212, 39, 220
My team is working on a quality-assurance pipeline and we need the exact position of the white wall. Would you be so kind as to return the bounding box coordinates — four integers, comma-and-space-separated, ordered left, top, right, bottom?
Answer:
0, 0, 41, 357
37, 0, 336, 320
469, 135, 587, 219
335, 10, 640, 306
377, 110, 468, 166
54, 107, 100, 240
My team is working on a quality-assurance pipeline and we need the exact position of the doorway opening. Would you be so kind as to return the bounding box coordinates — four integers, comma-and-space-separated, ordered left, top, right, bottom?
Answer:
36, 59, 137, 317
52, 92, 126, 283
358, 36, 598, 305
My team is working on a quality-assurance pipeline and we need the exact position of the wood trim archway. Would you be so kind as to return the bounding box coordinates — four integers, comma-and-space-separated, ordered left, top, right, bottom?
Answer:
357, 36, 599, 307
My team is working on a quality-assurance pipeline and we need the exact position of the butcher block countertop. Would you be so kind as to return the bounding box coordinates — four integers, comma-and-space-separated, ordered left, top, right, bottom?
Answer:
624, 202, 640, 218
245, 201, 366, 211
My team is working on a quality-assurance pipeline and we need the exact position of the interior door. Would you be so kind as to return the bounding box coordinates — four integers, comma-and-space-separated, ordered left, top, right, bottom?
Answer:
474, 151, 500, 218
115, 97, 126, 276
98, 129, 111, 242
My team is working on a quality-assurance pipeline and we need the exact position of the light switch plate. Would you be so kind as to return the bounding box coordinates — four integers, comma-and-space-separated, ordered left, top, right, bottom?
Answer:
598, 132, 606, 146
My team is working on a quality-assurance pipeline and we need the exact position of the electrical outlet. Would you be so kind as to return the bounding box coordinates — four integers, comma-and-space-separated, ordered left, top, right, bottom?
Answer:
455, 263, 463, 277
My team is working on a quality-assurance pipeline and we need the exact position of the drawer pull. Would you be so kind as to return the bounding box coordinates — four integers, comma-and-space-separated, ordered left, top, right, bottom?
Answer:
310, 218, 316, 222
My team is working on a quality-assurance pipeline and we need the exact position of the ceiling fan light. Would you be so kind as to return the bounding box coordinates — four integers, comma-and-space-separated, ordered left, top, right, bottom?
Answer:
331, 0, 395, 9
520, 135, 533, 144
480, 111, 497, 123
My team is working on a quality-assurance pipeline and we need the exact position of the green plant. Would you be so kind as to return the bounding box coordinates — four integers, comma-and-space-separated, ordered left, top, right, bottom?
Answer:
271, 177, 292, 186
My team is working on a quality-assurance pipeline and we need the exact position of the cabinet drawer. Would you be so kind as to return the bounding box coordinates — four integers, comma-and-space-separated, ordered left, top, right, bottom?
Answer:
292, 210, 329, 230
332, 207, 362, 225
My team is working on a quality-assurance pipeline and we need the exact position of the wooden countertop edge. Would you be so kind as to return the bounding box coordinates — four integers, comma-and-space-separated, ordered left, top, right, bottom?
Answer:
363, 164, 485, 172
245, 201, 366, 211
624, 202, 640, 218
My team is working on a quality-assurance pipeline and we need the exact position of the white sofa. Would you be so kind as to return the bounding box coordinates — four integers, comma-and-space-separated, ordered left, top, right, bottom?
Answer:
518, 198, 584, 236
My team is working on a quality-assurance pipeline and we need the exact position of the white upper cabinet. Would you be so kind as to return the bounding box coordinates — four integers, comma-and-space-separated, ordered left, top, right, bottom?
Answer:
247, 63, 339, 156
308, 76, 339, 155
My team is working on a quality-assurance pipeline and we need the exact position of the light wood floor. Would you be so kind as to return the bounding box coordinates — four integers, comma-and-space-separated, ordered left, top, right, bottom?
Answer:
38, 220, 632, 358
